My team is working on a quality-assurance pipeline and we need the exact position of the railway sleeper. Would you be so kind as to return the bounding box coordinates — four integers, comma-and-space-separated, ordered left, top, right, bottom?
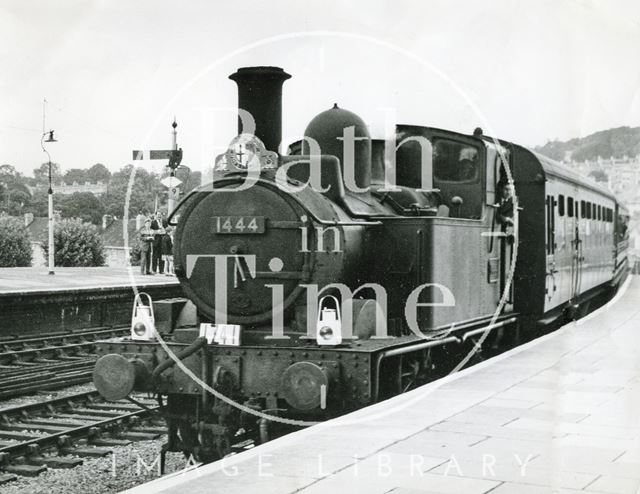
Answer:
120, 431, 162, 441
0, 473, 18, 484
2, 423, 71, 434
18, 444, 83, 469
70, 408, 128, 417
3, 463, 47, 477
59, 445, 112, 458
86, 402, 150, 412
130, 425, 167, 434
0, 430, 39, 441
25, 454, 83, 469
24, 418, 89, 428
90, 437, 132, 447
57, 412, 111, 421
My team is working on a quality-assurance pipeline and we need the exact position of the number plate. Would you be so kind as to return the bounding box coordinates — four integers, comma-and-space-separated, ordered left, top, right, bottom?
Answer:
214, 216, 265, 234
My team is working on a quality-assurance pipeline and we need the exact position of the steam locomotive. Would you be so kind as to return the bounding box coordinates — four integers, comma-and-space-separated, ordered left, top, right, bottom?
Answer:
93, 66, 630, 464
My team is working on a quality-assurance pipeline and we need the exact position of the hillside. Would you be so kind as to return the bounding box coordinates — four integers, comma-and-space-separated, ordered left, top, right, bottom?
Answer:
535, 126, 640, 162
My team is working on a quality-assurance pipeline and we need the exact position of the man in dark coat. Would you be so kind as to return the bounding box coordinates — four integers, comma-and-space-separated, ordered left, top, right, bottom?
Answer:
497, 184, 515, 226
150, 211, 167, 274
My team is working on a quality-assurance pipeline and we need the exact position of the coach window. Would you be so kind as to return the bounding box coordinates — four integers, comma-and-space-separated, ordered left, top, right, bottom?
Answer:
567, 197, 574, 217
581, 200, 586, 218
558, 195, 565, 216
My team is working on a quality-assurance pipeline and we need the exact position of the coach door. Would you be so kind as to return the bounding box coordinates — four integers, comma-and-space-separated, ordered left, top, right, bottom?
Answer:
545, 194, 559, 307
569, 195, 582, 301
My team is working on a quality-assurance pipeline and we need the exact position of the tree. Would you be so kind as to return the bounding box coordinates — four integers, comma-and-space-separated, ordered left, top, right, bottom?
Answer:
178, 166, 202, 194
0, 216, 32, 267
0, 164, 19, 178
87, 163, 111, 183
58, 192, 105, 225
63, 168, 88, 185
41, 218, 105, 267
22, 189, 49, 217
0, 165, 32, 215
33, 162, 62, 185
101, 165, 165, 217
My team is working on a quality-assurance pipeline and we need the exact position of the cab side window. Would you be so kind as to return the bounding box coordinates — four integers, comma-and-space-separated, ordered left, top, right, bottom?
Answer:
430, 138, 483, 220
433, 140, 479, 183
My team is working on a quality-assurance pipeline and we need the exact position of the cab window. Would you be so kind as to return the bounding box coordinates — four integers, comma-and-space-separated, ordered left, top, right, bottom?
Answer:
433, 139, 479, 183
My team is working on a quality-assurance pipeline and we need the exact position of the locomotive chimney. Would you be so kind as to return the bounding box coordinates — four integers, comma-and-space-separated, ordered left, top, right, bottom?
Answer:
229, 66, 291, 153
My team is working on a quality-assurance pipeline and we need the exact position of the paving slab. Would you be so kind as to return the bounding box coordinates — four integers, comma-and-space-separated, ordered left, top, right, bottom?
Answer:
0, 266, 178, 294
122, 276, 640, 494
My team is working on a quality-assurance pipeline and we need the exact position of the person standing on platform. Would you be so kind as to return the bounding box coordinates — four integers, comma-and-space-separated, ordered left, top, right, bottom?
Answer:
138, 219, 154, 275
162, 226, 174, 275
150, 211, 166, 274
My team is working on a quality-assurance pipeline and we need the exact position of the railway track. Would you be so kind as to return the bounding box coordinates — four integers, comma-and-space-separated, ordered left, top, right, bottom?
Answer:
0, 390, 163, 481
0, 326, 128, 399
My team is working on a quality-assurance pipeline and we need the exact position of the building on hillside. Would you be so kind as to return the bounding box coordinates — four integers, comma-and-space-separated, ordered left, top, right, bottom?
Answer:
34, 181, 108, 196
569, 155, 640, 196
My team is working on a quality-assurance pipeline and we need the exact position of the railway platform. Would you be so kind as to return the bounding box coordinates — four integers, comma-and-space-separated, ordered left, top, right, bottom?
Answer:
126, 276, 640, 494
0, 266, 178, 294
0, 267, 182, 335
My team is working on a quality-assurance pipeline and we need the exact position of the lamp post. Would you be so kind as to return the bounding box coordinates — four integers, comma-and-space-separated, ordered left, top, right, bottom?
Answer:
41, 130, 57, 275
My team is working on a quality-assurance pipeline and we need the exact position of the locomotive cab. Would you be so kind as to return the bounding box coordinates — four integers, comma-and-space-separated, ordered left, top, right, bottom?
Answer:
392, 125, 487, 220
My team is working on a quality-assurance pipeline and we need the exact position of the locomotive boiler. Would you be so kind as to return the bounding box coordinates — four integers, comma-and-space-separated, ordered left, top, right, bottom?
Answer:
93, 66, 630, 464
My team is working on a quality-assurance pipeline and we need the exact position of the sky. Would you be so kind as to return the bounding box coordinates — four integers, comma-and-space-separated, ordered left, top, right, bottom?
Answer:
1, 0, 640, 177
